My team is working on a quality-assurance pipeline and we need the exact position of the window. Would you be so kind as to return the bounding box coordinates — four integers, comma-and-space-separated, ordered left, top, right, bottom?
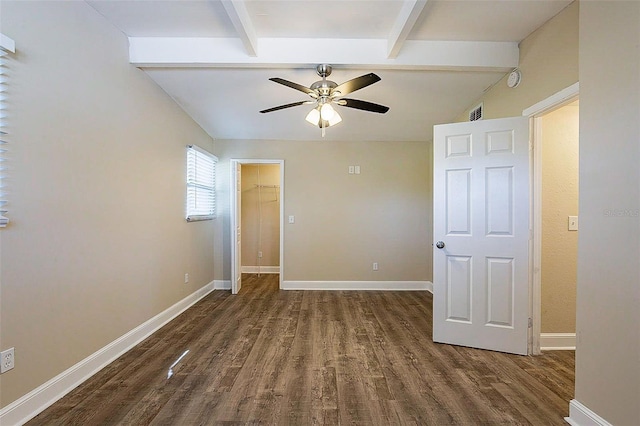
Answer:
0, 33, 15, 228
186, 145, 217, 221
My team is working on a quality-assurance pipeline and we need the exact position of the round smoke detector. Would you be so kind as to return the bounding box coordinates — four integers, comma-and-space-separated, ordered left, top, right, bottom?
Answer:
507, 68, 522, 88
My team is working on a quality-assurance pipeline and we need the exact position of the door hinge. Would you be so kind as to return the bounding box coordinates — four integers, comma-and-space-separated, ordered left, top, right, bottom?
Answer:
528, 318, 533, 328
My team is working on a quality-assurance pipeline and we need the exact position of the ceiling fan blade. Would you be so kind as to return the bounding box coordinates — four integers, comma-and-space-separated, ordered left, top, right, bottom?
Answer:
260, 101, 312, 114
339, 98, 389, 114
269, 78, 317, 97
331, 73, 381, 97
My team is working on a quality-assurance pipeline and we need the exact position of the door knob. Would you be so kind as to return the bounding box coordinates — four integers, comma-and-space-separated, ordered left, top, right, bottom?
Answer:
435, 241, 445, 249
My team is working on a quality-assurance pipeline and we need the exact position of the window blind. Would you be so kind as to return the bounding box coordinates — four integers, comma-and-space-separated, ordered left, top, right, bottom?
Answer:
186, 145, 217, 221
0, 34, 15, 228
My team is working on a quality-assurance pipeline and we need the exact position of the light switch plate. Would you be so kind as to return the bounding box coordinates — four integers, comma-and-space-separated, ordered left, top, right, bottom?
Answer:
568, 216, 578, 231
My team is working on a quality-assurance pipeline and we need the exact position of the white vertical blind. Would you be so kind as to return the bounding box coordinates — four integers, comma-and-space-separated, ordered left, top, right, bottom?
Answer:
0, 34, 14, 228
186, 145, 217, 221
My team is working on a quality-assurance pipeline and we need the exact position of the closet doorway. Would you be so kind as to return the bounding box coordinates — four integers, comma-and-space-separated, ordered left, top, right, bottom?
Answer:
230, 160, 284, 294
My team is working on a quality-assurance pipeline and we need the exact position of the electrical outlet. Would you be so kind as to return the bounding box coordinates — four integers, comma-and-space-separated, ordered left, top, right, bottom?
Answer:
184, 273, 189, 284
1, 347, 15, 373
258, 251, 263, 258
373, 262, 379, 271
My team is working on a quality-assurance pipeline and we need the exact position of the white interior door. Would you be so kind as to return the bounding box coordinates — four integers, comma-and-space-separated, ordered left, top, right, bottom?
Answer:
231, 162, 242, 294
433, 116, 530, 355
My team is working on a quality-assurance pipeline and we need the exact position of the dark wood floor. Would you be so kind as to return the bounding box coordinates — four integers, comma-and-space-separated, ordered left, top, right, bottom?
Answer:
29, 274, 574, 425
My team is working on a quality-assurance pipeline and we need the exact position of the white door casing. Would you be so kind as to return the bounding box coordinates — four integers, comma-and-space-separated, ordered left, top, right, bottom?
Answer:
231, 162, 242, 294
433, 116, 530, 355
230, 159, 285, 293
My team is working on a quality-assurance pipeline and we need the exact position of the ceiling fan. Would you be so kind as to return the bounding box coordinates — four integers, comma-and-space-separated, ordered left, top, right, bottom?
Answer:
260, 64, 389, 135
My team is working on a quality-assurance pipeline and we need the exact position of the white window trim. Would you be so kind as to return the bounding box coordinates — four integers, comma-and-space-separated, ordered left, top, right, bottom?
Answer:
186, 144, 217, 222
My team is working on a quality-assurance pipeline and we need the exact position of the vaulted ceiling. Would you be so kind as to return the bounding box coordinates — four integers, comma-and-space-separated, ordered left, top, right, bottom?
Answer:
88, 0, 571, 142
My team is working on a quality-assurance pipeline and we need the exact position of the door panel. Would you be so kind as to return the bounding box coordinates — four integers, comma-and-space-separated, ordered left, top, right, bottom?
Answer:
485, 166, 514, 235
486, 256, 514, 327
433, 116, 529, 355
446, 255, 472, 322
446, 169, 472, 235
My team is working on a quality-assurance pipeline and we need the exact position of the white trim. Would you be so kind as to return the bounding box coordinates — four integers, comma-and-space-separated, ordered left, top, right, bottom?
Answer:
565, 400, 612, 426
230, 162, 240, 294
524, 82, 579, 356
0, 281, 215, 426
230, 159, 284, 293
522, 82, 579, 117
241, 266, 280, 274
540, 333, 576, 351
282, 281, 432, 291
425, 281, 434, 293
0, 33, 16, 53
213, 280, 231, 290
531, 116, 543, 355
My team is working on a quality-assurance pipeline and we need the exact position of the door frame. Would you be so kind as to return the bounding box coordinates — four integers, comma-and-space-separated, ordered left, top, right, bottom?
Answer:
230, 159, 285, 291
523, 82, 579, 354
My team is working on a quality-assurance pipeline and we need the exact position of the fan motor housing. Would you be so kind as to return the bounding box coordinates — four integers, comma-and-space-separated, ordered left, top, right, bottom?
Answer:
310, 80, 337, 96
316, 64, 332, 77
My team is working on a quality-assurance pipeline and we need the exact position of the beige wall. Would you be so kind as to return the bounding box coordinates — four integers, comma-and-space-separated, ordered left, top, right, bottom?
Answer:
241, 164, 281, 268
214, 140, 432, 284
0, 2, 215, 407
457, 1, 579, 121
541, 102, 579, 333
575, 1, 640, 424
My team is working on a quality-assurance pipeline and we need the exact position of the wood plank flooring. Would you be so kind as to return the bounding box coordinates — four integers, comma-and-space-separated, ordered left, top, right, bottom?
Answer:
29, 274, 574, 425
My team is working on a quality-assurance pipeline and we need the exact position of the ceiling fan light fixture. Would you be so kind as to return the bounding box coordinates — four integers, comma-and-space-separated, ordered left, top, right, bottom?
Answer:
305, 107, 320, 125
306, 105, 342, 129
328, 110, 342, 126
320, 102, 335, 121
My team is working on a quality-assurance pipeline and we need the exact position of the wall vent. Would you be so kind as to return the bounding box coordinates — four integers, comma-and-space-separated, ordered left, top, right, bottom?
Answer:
469, 103, 483, 121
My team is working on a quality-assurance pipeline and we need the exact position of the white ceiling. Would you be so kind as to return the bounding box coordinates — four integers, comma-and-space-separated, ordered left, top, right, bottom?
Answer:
88, 0, 572, 142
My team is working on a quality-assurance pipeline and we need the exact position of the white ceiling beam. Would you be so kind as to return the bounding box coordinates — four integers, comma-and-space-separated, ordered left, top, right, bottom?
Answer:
220, 0, 258, 57
129, 37, 519, 71
387, 0, 428, 59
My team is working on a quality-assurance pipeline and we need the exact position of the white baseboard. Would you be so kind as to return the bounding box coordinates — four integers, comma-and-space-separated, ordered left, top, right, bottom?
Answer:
282, 280, 432, 291
540, 333, 576, 350
0, 281, 215, 426
565, 400, 612, 426
213, 280, 231, 290
241, 266, 280, 274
